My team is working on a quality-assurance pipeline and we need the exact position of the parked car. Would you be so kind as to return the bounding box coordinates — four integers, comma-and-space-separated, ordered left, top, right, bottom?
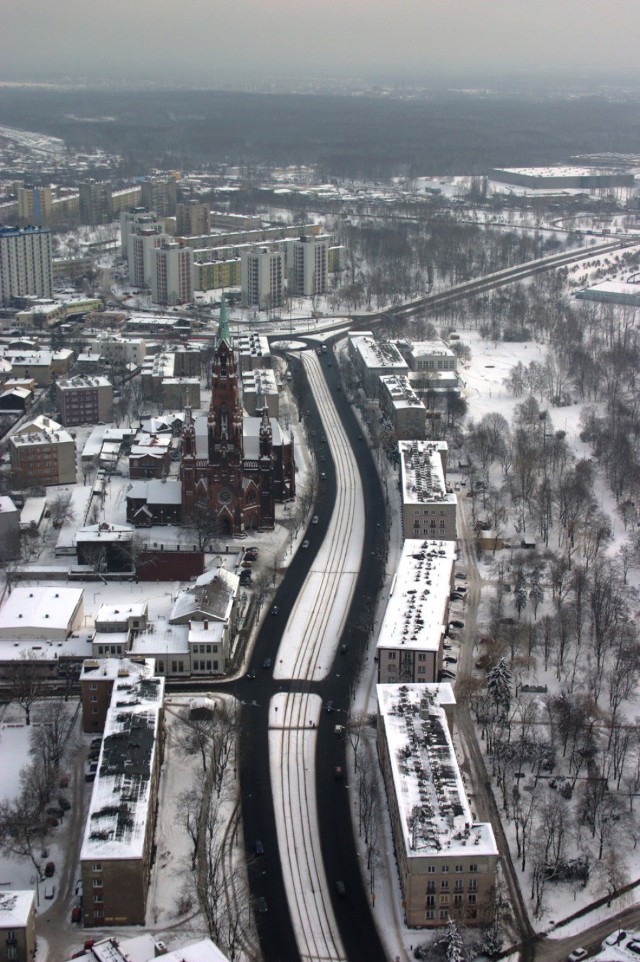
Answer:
44, 861, 55, 878
603, 932, 626, 949
85, 762, 98, 783
71, 906, 82, 924
450, 620, 464, 629
44, 883, 55, 900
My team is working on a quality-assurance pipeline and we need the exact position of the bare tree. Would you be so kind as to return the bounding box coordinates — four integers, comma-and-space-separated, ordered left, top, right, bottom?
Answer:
6, 652, 47, 725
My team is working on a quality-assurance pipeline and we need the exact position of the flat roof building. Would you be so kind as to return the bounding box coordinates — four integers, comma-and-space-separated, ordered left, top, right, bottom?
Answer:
377, 684, 498, 927
377, 540, 455, 685
399, 440, 457, 541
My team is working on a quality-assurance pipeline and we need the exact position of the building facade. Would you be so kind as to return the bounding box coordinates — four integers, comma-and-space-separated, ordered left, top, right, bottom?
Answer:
287, 234, 329, 296
56, 376, 114, 427
0, 226, 53, 306
150, 241, 193, 306
241, 248, 283, 310
10, 425, 76, 486
377, 684, 498, 928
399, 440, 457, 541
176, 200, 210, 237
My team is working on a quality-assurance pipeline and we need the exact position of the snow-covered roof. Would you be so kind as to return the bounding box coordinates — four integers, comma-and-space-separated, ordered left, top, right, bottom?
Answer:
81, 673, 165, 862
0, 586, 83, 637
128, 479, 182, 505
399, 440, 456, 506
377, 684, 498, 859
379, 374, 424, 409
56, 375, 112, 390
0, 890, 34, 927
408, 341, 456, 359
350, 333, 408, 372
377, 540, 455, 654
11, 427, 74, 448
80, 656, 155, 684
19, 497, 46, 528
242, 368, 279, 395
77, 523, 133, 543
170, 566, 239, 624
14, 414, 62, 435
0, 495, 18, 514
95, 603, 148, 625
130, 623, 189, 655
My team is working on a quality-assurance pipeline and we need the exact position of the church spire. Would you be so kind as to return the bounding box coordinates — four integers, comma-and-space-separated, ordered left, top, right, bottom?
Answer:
217, 294, 232, 349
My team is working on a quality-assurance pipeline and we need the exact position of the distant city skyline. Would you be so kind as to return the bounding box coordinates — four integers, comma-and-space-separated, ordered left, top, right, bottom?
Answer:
2, 0, 639, 87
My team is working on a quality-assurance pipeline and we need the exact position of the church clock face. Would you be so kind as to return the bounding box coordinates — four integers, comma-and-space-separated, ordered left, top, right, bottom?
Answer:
218, 488, 231, 505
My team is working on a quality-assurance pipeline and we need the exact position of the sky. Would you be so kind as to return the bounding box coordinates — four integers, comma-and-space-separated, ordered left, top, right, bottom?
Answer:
1, 0, 639, 87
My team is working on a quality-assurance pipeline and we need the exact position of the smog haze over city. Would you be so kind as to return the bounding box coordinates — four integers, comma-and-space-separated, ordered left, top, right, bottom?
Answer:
2, 0, 640, 88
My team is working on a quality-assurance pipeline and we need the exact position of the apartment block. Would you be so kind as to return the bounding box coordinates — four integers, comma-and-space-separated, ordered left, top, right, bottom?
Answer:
79, 180, 113, 225
17, 186, 53, 227
241, 248, 283, 310
379, 374, 427, 440
81, 667, 165, 927
0, 891, 36, 962
176, 200, 210, 237
150, 241, 193, 306
348, 332, 409, 399
399, 440, 457, 541
10, 425, 76, 486
377, 684, 498, 927
56, 375, 114, 427
376, 539, 455, 684
0, 226, 53, 306
286, 234, 329, 296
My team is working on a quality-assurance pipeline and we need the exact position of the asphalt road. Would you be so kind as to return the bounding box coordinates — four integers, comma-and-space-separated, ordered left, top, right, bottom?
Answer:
239, 346, 389, 962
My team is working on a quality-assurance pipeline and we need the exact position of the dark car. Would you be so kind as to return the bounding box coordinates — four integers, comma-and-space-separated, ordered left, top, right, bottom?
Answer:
257, 896, 268, 914
246, 669, 257, 680
44, 861, 55, 878
71, 906, 82, 924
255, 839, 264, 856
450, 620, 464, 629
335, 880, 346, 897
262, 658, 272, 670
271, 606, 279, 616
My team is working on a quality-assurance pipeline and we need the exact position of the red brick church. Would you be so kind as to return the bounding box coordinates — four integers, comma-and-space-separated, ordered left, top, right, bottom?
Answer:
180, 299, 295, 535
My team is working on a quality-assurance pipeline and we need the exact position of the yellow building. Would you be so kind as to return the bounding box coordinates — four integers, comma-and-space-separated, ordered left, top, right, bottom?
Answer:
194, 258, 241, 291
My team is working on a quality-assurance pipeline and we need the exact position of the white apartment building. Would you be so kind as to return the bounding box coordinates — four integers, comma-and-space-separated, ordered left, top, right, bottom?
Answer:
399, 440, 457, 541
0, 226, 53, 306
379, 374, 427, 440
286, 234, 329, 296
127, 227, 165, 289
241, 248, 283, 310
119, 208, 159, 256
376, 539, 456, 684
377, 684, 498, 928
150, 242, 193, 306
348, 332, 409, 398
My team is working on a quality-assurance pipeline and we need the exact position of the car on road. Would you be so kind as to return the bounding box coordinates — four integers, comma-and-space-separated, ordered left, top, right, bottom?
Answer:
325, 700, 333, 713
340, 644, 349, 654
311, 515, 319, 524
255, 840, 264, 856
302, 540, 310, 549
262, 658, 272, 670
335, 880, 346, 897
334, 766, 344, 780
257, 896, 268, 913
271, 606, 279, 616
567, 950, 587, 962
450, 620, 464, 629
246, 669, 256, 680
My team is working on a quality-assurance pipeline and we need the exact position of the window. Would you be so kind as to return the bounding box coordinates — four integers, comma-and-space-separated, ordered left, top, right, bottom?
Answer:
455, 864, 463, 873
454, 880, 463, 893
426, 881, 435, 893
90, 695, 97, 703
469, 864, 478, 873
468, 879, 477, 892
441, 865, 449, 873
440, 879, 449, 890
93, 879, 103, 888
89, 683, 97, 691
454, 894, 463, 907
440, 895, 449, 905
426, 909, 435, 920
468, 894, 477, 904
94, 893, 103, 903
426, 895, 435, 907
440, 910, 448, 920
427, 865, 436, 874
92, 863, 102, 872
418, 653, 426, 662
91, 706, 98, 714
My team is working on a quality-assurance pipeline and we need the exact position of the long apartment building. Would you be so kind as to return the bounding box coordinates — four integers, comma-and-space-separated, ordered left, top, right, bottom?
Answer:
376, 539, 455, 685
348, 332, 409, 398
377, 683, 498, 928
379, 374, 427, 440
80, 662, 165, 927
399, 440, 457, 541
0, 226, 53, 306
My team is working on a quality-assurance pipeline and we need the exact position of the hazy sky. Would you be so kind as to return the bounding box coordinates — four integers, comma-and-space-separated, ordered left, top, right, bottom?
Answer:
2, 0, 638, 85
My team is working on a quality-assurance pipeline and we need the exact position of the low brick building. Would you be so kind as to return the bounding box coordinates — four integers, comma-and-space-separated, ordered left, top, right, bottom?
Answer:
56, 375, 114, 427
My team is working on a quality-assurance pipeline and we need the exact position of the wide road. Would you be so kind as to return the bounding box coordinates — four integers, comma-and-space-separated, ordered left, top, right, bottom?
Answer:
240, 346, 388, 962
